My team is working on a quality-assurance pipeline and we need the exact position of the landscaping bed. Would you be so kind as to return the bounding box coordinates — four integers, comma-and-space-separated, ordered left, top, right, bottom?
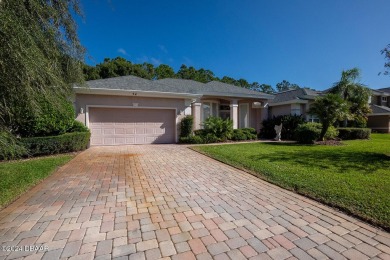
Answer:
192, 133, 390, 230
0, 154, 74, 208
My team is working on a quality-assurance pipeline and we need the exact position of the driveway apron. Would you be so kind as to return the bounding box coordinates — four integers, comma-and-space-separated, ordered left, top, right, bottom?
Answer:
0, 145, 389, 259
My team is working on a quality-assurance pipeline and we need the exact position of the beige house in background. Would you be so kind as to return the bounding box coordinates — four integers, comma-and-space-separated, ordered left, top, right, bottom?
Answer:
268, 88, 321, 122
73, 76, 273, 145
268, 87, 390, 133
368, 88, 390, 133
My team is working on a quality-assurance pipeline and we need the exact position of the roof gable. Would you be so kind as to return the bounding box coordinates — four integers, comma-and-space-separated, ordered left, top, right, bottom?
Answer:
77, 76, 274, 99
271, 88, 320, 103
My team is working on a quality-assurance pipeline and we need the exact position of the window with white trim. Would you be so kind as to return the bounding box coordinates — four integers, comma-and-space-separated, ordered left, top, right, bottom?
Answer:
307, 115, 320, 123
239, 103, 249, 128
202, 101, 218, 122
382, 96, 388, 102
290, 104, 301, 115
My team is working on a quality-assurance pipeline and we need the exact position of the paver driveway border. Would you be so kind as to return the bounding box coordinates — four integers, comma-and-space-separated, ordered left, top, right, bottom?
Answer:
0, 144, 389, 260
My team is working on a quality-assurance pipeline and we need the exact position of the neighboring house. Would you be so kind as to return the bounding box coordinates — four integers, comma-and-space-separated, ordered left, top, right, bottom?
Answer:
73, 76, 273, 145
269, 87, 390, 133
367, 88, 390, 133
268, 88, 321, 122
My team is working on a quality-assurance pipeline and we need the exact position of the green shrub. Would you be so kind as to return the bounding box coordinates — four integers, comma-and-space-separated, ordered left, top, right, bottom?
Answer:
16, 98, 75, 137
67, 120, 89, 133
179, 135, 205, 144
241, 128, 257, 140
0, 129, 27, 160
232, 129, 247, 141
232, 128, 257, 141
295, 123, 338, 144
203, 133, 219, 143
338, 128, 371, 140
260, 115, 305, 140
21, 132, 91, 156
193, 129, 207, 137
203, 117, 233, 141
179, 116, 193, 138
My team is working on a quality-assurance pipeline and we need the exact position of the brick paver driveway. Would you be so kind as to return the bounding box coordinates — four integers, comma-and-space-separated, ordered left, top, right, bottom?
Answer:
0, 145, 389, 260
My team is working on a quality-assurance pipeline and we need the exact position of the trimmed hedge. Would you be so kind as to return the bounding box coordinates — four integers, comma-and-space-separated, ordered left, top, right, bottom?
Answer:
337, 128, 371, 140
0, 130, 27, 160
21, 132, 91, 157
232, 128, 257, 141
67, 120, 89, 133
295, 123, 338, 144
179, 135, 205, 144
180, 116, 194, 138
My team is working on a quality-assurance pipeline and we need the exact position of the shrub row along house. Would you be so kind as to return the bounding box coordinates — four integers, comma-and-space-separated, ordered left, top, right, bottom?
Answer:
73, 76, 390, 145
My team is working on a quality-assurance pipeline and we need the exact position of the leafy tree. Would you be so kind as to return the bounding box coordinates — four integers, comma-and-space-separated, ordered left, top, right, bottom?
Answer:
155, 64, 175, 79
309, 94, 349, 141
237, 78, 250, 89
177, 65, 198, 80
220, 76, 238, 86
276, 80, 300, 92
0, 0, 85, 130
132, 63, 153, 79
83, 64, 101, 80
195, 68, 215, 83
260, 84, 275, 94
142, 62, 155, 79
329, 68, 371, 126
381, 44, 390, 75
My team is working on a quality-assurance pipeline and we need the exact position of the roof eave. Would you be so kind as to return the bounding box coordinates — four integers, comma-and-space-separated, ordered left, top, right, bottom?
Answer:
369, 113, 390, 116
73, 87, 201, 99
269, 100, 308, 106
201, 92, 274, 99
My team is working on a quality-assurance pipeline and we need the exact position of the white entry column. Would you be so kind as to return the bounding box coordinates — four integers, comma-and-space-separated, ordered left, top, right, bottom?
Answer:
230, 99, 238, 129
192, 101, 202, 130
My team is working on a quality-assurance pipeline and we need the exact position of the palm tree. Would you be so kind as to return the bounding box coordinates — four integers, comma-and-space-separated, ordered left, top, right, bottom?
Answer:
309, 94, 349, 141
329, 68, 372, 127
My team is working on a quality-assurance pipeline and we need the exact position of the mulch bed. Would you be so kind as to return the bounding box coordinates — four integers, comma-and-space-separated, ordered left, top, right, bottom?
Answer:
314, 140, 344, 146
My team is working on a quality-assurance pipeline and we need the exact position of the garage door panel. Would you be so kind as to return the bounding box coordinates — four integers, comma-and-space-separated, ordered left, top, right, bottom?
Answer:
115, 128, 125, 134
89, 107, 175, 145
91, 137, 103, 145
103, 138, 114, 145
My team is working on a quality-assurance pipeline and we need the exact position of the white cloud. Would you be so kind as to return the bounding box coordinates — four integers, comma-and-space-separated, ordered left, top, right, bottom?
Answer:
117, 48, 128, 56
150, 58, 162, 65
158, 44, 168, 53
136, 56, 162, 66
183, 56, 193, 65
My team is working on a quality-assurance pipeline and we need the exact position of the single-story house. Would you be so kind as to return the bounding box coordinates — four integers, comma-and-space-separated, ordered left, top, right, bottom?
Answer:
269, 87, 390, 133
268, 88, 322, 122
367, 88, 390, 133
73, 76, 273, 145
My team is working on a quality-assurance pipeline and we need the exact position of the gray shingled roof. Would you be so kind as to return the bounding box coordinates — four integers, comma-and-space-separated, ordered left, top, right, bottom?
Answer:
377, 87, 390, 94
156, 79, 273, 98
205, 81, 273, 98
80, 75, 180, 93
371, 104, 390, 114
271, 88, 320, 103
76, 76, 273, 98
156, 78, 209, 94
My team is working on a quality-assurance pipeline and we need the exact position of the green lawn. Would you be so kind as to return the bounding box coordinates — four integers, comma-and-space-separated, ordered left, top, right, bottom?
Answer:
193, 134, 390, 230
0, 155, 74, 208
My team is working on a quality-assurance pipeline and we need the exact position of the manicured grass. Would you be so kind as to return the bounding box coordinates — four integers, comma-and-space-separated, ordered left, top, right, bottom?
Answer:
193, 134, 390, 230
0, 155, 73, 208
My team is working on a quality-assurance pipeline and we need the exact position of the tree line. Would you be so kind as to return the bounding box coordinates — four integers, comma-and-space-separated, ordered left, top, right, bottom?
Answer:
83, 57, 302, 94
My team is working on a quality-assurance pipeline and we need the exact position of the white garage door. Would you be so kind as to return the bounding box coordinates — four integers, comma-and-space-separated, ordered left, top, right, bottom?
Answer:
89, 107, 176, 145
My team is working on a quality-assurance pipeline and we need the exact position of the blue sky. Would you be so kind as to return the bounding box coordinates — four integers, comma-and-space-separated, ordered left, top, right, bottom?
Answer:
78, 0, 390, 90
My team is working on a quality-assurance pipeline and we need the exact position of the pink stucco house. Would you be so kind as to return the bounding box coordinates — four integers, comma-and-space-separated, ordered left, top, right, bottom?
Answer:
74, 76, 273, 145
